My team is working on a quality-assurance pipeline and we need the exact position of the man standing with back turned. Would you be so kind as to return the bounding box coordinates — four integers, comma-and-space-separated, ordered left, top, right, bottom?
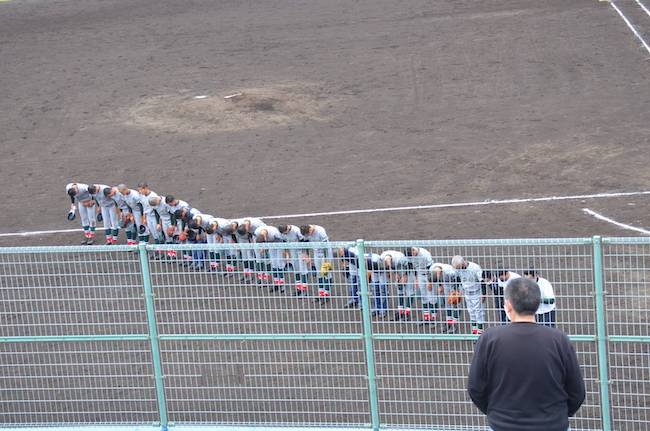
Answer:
467, 277, 585, 431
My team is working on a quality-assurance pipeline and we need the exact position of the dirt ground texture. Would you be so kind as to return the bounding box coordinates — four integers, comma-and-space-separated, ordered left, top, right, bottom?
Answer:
0, 0, 649, 246
1, 0, 650, 430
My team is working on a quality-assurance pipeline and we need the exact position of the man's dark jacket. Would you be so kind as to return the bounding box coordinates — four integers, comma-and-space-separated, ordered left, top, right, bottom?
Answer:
468, 322, 585, 431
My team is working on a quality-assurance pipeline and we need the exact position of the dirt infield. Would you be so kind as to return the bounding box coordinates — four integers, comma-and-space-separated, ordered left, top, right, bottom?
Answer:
0, 0, 649, 246
0, 1, 649, 429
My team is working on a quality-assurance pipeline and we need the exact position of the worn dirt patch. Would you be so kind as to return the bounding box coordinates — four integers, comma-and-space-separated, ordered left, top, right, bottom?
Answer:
125, 83, 330, 134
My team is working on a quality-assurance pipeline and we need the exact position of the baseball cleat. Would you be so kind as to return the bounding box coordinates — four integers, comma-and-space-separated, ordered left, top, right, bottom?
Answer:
86, 237, 95, 245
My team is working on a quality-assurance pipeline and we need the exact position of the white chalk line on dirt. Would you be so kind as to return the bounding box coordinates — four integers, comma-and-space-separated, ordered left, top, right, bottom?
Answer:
261, 190, 650, 220
582, 208, 650, 235
1, 190, 649, 238
634, 0, 650, 18
610, 0, 650, 55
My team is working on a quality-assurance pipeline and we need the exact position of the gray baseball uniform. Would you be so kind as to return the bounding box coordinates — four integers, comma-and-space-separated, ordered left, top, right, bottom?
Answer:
94, 185, 120, 242
455, 261, 485, 333
138, 190, 160, 242
66, 183, 96, 231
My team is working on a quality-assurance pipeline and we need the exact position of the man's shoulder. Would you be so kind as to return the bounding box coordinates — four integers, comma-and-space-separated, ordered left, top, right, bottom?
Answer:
483, 323, 569, 341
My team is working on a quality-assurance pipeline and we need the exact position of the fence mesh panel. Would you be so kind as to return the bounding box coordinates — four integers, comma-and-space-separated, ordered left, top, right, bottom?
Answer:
0, 247, 156, 426
148, 242, 369, 426
603, 238, 650, 431
160, 339, 369, 426
0, 247, 146, 337
0, 238, 648, 430
363, 240, 599, 430
363, 240, 595, 335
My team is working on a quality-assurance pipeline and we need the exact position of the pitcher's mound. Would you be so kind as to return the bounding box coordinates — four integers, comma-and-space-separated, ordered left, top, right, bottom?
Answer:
126, 83, 330, 133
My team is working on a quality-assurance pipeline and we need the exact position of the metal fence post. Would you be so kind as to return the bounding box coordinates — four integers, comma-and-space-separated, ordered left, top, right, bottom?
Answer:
592, 236, 612, 431
138, 244, 169, 431
356, 239, 380, 431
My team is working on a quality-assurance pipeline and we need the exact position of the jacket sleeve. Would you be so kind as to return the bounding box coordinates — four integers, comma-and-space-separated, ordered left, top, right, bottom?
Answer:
564, 337, 586, 416
467, 335, 489, 414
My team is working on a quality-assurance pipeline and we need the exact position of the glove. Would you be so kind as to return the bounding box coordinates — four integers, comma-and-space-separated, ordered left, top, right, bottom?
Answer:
319, 261, 333, 276
97, 212, 103, 222
447, 290, 463, 305
138, 224, 147, 235
67, 210, 76, 221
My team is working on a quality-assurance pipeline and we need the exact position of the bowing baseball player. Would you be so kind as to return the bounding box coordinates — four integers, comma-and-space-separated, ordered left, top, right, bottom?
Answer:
278, 224, 309, 295
66, 182, 97, 245
451, 255, 485, 335
380, 250, 411, 321
429, 262, 461, 333
405, 246, 434, 325
255, 225, 287, 291
300, 224, 334, 301
88, 184, 120, 245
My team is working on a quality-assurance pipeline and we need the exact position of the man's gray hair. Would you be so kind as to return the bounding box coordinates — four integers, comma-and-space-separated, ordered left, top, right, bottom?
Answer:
504, 277, 541, 316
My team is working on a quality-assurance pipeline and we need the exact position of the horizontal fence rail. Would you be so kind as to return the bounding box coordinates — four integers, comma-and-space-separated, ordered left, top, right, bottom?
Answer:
0, 237, 649, 430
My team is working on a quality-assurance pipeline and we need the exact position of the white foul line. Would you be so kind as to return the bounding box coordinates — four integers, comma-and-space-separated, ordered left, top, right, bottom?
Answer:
261, 190, 650, 220
610, 0, 650, 55
634, 0, 650, 18
0, 228, 84, 238
582, 208, 650, 235
1, 190, 649, 238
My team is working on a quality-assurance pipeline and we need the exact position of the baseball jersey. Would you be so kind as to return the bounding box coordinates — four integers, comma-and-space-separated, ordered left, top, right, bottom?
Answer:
167, 199, 189, 214
245, 217, 266, 233
191, 213, 215, 231
455, 261, 483, 293
380, 250, 409, 271
113, 190, 129, 211
94, 185, 115, 208
280, 225, 304, 242
429, 263, 457, 283
535, 277, 556, 314
151, 198, 174, 219
304, 225, 329, 242
139, 191, 159, 215
66, 183, 91, 203
254, 225, 284, 242
121, 189, 143, 213
210, 217, 232, 236
407, 248, 433, 272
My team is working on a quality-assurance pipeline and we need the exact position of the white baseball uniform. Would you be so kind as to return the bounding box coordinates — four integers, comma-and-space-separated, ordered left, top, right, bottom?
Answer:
455, 261, 484, 333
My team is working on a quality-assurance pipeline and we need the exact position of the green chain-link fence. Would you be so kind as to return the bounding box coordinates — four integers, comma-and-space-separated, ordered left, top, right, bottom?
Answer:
1, 236, 649, 430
